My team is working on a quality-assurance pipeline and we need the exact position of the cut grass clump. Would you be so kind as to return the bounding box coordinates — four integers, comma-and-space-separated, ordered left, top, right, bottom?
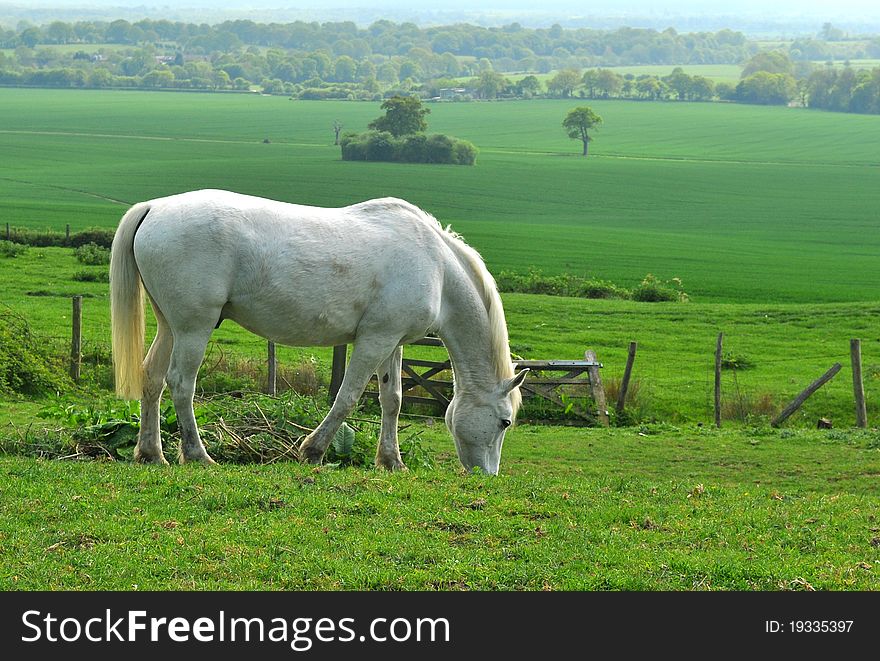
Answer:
20, 391, 435, 469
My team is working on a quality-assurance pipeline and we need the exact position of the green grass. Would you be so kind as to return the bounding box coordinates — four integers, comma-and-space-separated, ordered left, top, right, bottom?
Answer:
1, 424, 877, 590
0, 242, 880, 425
1, 89, 878, 304
2, 246, 878, 425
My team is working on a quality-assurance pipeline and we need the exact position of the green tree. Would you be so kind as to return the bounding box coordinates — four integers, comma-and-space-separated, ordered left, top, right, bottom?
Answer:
563, 106, 602, 156
736, 71, 796, 105
595, 69, 623, 98
475, 70, 506, 99
547, 68, 581, 98
334, 56, 357, 83
367, 95, 430, 137
741, 51, 794, 78
517, 74, 542, 98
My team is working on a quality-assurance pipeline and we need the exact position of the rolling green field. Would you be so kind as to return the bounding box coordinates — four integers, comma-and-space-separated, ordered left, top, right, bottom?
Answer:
2, 88, 879, 303
2, 88, 879, 591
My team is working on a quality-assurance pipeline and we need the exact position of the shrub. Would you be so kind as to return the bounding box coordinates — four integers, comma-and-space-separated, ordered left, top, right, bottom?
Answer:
631, 274, 689, 302
3, 226, 114, 248
721, 352, 756, 370
398, 134, 428, 162
73, 270, 109, 282
69, 228, 115, 248
74, 242, 110, 265
425, 133, 454, 163
452, 139, 478, 165
495, 268, 630, 300
0, 240, 28, 258
340, 131, 476, 165
364, 131, 395, 161
0, 308, 69, 396
339, 132, 368, 160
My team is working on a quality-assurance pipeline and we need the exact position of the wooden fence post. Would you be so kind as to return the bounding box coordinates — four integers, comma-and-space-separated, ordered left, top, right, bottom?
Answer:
714, 333, 723, 428
851, 339, 867, 428
267, 341, 277, 396
65, 224, 71, 242
329, 344, 347, 404
771, 363, 842, 427
4, 223, 9, 241
70, 295, 82, 381
616, 341, 637, 414
585, 349, 609, 427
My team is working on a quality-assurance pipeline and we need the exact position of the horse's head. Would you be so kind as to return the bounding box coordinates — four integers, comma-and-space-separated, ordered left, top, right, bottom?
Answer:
445, 369, 528, 475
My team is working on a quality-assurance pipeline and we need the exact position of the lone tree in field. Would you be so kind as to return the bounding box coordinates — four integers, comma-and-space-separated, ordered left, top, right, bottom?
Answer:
368, 95, 430, 137
563, 106, 603, 156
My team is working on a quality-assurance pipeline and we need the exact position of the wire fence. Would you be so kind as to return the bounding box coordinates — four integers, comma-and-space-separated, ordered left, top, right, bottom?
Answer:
6, 293, 875, 429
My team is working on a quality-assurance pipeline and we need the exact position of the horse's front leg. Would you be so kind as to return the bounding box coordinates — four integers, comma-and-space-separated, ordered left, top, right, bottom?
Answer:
375, 346, 406, 470
299, 337, 399, 465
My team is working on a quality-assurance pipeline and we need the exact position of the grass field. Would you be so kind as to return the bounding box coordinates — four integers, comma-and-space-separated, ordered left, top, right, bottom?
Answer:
1, 89, 879, 304
1, 88, 879, 592
1, 424, 878, 590
1, 246, 877, 425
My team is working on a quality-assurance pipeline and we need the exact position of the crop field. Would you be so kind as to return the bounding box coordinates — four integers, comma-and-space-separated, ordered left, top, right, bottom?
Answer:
2, 89, 880, 304
1, 88, 879, 591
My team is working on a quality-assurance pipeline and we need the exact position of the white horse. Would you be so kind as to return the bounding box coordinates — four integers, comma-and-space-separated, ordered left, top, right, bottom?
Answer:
110, 189, 527, 474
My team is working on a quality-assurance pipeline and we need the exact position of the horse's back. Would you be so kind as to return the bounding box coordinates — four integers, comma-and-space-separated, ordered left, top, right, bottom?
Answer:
131, 190, 450, 346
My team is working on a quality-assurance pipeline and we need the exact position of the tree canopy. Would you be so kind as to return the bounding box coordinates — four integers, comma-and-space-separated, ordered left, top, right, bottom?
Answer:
367, 95, 429, 137
563, 107, 603, 156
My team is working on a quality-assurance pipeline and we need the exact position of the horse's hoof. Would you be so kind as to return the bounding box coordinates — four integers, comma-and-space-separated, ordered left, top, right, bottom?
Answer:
375, 457, 408, 472
134, 451, 170, 466
299, 449, 324, 465
179, 454, 217, 466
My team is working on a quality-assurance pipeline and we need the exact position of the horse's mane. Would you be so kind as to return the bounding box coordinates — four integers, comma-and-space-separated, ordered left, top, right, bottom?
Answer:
361, 198, 520, 413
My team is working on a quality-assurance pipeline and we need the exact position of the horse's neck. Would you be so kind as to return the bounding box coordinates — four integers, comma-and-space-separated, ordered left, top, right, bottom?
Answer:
436, 274, 498, 394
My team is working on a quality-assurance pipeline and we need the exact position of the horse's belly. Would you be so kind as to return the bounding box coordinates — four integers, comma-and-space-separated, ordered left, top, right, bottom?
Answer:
223, 300, 361, 347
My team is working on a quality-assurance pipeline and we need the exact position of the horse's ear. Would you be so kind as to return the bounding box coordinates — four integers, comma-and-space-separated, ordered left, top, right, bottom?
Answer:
502, 369, 528, 394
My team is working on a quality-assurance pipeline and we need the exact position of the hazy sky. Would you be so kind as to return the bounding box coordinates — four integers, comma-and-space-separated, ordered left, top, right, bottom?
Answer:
24, 0, 880, 15
11, 0, 880, 33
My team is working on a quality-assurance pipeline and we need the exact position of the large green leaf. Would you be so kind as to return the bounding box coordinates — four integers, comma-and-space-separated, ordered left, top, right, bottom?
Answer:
331, 422, 355, 458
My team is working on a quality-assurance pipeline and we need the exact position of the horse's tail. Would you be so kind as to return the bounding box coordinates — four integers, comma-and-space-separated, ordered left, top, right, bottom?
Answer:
110, 202, 151, 400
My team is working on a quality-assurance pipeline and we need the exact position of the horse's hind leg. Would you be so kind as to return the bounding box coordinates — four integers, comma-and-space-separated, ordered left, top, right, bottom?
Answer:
134, 305, 172, 465
165, 327, 216, 465
375, 346, 406, 471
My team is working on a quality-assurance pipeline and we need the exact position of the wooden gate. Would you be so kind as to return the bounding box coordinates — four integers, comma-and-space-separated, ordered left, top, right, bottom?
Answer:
330, 337, 608, 425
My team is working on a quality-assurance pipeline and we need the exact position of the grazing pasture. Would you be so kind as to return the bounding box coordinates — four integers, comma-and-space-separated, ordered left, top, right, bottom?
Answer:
1, 88, 878, 590
1, 425, 879, 590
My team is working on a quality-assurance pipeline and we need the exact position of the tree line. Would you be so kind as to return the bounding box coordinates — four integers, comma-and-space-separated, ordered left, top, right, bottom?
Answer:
2, 18, 756, 69
1, 18, 879, 114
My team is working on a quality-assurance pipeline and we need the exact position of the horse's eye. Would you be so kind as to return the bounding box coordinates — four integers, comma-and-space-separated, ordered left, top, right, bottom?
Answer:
500, 419, 512, 430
